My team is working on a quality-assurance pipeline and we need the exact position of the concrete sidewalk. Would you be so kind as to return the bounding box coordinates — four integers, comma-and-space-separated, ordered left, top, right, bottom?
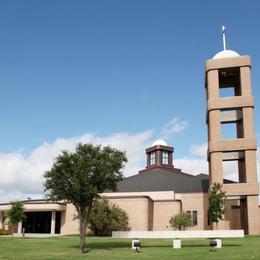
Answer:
1, 233, 62, 238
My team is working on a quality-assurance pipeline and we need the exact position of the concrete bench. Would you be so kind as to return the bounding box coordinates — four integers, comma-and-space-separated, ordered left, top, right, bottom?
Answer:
112, 230, 244, 249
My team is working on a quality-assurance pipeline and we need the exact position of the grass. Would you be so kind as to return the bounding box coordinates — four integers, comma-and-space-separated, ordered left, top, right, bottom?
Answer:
0, 235, 260, 259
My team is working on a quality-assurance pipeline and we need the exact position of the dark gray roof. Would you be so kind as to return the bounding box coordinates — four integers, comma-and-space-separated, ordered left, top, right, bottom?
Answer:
115, 168, 234, 193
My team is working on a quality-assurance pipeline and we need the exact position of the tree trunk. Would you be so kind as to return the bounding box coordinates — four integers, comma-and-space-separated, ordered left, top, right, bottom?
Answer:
77, 203, 92, 253
79, 214, 86, 253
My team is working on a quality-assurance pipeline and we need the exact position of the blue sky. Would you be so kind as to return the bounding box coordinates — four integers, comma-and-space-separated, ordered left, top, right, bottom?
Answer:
0, 1, 260, 201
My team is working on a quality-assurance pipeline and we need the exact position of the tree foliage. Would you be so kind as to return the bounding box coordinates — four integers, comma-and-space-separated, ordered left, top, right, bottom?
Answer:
7, 201, 26, 236
0, 212, 7, 230
89, 197, 129, 236
44, 143, 127, 253
169, 212, 192, 231
208, 182, 226, 226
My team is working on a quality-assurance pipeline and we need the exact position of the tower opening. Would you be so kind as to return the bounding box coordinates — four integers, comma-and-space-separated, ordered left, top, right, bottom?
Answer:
219, 68, 241, 97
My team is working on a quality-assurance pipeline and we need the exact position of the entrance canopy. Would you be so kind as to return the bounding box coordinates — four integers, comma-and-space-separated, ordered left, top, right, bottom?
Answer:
0, 200, 66, 235
0, 199, 66, 212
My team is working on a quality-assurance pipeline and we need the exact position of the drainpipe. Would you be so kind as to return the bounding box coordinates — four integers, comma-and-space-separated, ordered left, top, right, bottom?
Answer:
175, 199, 183, 213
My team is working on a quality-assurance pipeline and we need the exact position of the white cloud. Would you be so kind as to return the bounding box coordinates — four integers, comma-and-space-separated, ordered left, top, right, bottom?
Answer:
174, 143, 208, 175
174, 157, 208, 175
0, 130, 154, 202
158, 118, 188, 140
1, 116, 259, 204
189, 143, 207, 158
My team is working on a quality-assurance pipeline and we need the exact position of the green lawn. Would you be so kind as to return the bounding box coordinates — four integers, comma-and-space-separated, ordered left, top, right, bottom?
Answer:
0, 235, 259, 259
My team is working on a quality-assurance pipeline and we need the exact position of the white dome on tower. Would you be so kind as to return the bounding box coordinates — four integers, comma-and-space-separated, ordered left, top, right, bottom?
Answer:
152, 139, 168, 146
212, 49, 240, 59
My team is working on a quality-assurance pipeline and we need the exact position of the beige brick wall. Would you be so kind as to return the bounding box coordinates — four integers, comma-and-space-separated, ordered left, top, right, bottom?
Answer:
57, 193, 260, 234
60, 203, 79, 235
108, 197, 151, 231
179, 193, 210, 230
224, 200, 241, 230
152, 201, 180, 230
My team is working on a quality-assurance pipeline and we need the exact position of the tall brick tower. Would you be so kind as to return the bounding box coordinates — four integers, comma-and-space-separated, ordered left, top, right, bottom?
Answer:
205, 30, 259, 234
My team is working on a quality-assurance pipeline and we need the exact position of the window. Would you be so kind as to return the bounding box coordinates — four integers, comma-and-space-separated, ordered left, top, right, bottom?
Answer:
150, 152, 156, 165
192, 211, 198, 226
162, 151, 169, 165
187, 210, 198, 226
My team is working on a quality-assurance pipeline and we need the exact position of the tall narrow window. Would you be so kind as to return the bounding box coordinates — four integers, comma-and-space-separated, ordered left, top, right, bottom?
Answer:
150, 152, 156, 165
192, 211, 198, 226
186, 210, 198, 226
162, 151, 169, 165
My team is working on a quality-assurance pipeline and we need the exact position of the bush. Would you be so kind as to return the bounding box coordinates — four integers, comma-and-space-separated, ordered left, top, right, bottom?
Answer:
89, 198, 129, 236
169, 212, 192, 231
0, 229, 12, 235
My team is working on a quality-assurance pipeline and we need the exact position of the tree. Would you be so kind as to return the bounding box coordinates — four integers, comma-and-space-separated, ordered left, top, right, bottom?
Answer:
208, 182, 226, 228
0, 212, 7, 230
6, 201, 26, 237
89, 197, 129, 236
44, 143, 127, 253
169, 212, 192, 230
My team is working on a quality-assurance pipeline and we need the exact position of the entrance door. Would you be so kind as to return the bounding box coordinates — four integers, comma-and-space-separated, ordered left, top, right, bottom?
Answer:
55, 211, 61, 234
23, 212, 51, 233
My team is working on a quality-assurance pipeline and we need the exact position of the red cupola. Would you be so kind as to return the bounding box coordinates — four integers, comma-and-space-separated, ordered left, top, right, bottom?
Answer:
139, 140, 174, 174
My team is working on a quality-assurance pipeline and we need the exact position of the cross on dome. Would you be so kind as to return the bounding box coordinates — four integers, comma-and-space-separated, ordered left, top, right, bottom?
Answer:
212, 26, 240, 59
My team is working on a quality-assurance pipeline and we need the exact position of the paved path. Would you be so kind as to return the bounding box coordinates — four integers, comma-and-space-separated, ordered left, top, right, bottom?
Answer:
1, 233, 62, 238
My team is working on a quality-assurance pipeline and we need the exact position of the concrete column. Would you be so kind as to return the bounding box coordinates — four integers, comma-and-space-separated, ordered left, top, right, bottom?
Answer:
240, 67, 252, 96
246, 196, 260, 235
209, 152, 223, 185
244, 150, 257, 183
51, 211, 56, 235
208, 110, 221, 141
242, 108, 255, 138
207, 70, 219, 99
17, 221, 22, 234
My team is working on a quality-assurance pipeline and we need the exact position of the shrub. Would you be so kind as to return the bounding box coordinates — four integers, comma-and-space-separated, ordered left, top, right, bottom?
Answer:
7, 201, 26, 237
169, 212, 192, 230
0, 213, 7, 230
89, 197, 129, 236
0, 229, 12, 235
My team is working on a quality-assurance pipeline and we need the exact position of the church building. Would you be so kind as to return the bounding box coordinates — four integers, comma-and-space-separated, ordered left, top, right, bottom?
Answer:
0, 139, 255, 235
0, 45, 260, 236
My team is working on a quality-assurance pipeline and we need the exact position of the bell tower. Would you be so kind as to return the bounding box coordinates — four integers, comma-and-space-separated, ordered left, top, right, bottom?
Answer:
205, 28, 259, 234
